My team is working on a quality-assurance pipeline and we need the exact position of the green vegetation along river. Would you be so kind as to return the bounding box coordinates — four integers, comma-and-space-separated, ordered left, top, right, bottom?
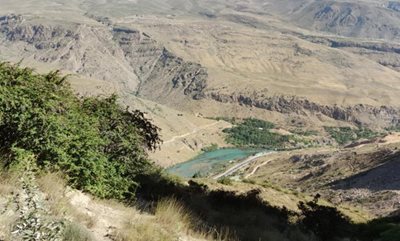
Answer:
166, 148, 261, 178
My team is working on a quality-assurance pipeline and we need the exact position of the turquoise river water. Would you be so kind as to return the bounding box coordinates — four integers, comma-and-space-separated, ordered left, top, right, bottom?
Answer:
166, 148, 261, 178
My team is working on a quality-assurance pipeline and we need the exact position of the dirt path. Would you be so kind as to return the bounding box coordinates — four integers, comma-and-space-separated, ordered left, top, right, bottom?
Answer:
213, 151, 274, 179
163, 121, 220, 144
245, 158, 274, 179
68, 191, 136, 241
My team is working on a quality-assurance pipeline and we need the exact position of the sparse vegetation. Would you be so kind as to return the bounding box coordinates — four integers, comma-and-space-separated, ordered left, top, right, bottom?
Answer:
291, 129, 319, 136
217, 177, 233, 185
202, 143, 219, 152
114, 198, 230, 241
208, 116, 237, 124
114, 218, 173, 241
62, 223, 94, 241
155, 198, 193, 233
242, 178, 256, 184
37, 173, 97, 228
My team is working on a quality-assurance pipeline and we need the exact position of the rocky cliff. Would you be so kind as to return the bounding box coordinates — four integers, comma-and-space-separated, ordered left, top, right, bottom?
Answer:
207, 91, 400, 128
0, 14, 208, 100
1, 13, 400, 130
112, 26, 207, 99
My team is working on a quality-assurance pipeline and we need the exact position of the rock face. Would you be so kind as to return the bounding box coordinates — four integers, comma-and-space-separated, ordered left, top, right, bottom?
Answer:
207, 91, 400, 128
112, 27, 207, 99
0, 14, 208, 100
1, 12, 399, 129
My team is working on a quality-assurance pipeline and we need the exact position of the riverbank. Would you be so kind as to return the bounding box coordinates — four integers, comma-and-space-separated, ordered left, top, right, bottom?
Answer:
166, 148, 267, 178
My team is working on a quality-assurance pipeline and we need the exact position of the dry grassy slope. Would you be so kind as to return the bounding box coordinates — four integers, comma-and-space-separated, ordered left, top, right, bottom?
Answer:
246, 133, 400, 217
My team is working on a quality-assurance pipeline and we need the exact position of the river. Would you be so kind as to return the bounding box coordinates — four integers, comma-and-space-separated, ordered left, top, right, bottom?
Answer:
166, 148, 263, 178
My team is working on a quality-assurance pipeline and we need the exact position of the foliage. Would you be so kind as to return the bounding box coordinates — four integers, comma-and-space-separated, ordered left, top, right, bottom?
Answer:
201, 143, 219, 152
324, 126, 379, 145
223, 118, 291, 149
242, 178, 256, 184
0, 63, 161, 199
217, 177, 232, 185
192, 171, 205, 178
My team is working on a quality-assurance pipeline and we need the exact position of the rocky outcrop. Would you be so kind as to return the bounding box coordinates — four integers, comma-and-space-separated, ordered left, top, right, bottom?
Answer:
0, 14, 208, 101
0, 14, 78, 50
207, 91, 400, 128
112, 26, 208, 99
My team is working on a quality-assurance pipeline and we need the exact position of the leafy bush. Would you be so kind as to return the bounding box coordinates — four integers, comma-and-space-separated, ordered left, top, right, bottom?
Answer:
0, 63, 161, 199
324, 126, 379, 145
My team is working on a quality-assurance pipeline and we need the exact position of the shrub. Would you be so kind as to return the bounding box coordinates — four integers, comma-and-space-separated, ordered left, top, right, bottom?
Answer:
242, 178, 256, 184
201, 143, 219, 152
62, 222, 94, 241
324, 126, 379, 145
0, 63, 161, 199
217, 177, 233, 185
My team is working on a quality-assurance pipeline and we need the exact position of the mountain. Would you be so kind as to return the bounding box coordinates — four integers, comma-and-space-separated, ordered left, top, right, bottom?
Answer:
3, 0, 400, 163
1, 0, 400, 240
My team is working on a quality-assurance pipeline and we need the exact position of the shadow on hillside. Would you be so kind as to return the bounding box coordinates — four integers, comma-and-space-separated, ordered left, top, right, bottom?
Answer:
137, 174, 296, 241
135, 171, 400, 241
331, 155, 400, 192
136, 172, 369, 241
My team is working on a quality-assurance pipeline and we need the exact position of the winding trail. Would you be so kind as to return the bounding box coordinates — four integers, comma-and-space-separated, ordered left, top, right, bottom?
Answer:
245, 158, 275, 179
163, 121, 220, 144
213, 151, 275, 179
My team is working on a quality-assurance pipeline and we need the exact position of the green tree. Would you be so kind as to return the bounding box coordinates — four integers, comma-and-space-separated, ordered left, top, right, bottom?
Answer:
0, 63, 161, 199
